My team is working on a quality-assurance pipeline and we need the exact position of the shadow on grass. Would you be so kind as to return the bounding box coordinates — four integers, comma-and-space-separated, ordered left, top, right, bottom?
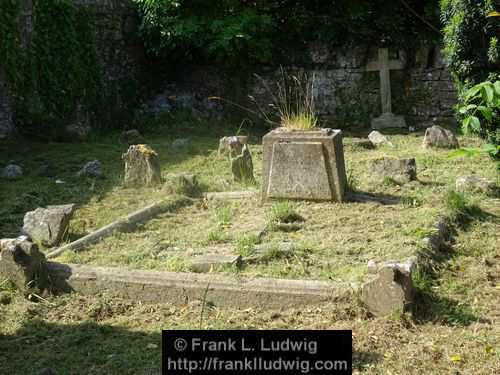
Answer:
0, 320, 162, 375
347, 191, 403, 205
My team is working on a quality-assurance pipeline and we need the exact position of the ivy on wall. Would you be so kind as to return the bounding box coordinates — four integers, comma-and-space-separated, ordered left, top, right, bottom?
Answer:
0, 0, 104, 139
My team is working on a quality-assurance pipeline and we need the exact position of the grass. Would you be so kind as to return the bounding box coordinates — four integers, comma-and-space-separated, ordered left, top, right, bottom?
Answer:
267, 200, 303, 225
1, 119, 499, 374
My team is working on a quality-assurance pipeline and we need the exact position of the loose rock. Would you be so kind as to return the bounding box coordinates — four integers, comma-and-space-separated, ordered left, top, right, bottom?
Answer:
38, 164, 56, 178
2, 164, 23, 179
367, 157, 417, 182
65, 124, 90, 142
190, 254, 242, 272
368, 131, 392, 147
172, 139, 189, 149
77, 160, 103, 178
22, 204, 76, 247
122, 144, 161, 186
119, 129, 144, 145
422, 125, 458, 149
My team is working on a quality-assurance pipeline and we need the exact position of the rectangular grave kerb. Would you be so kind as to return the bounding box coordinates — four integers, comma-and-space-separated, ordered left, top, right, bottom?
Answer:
262, 128, 346, 202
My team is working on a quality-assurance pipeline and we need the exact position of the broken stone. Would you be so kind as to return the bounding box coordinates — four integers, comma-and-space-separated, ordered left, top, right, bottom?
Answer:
119, 129, 144, 145
262, 128, 346, 202
218, 136, 248, 157
456, 176, 496, 194
172, 138, 189, 149
231, 143, 254, 182
368, 131, 392, 147
190, 254, 242, 272
22, 204, 76, 247
2, 164, 22, 179
422, 125, 459, 149
367, 157, 417, 182
122, 144, 161, 187
0, 237, 46, 289
361, 262, 413, 317
65, 124, 90, 142
38, 164, 55, 178
77, 160, 103, 178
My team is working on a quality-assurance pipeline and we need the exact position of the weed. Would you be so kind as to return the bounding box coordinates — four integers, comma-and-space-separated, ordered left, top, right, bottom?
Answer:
382, 176, 400, 187
345, 170, 359, 193
205, 228, 225, 244
267, 200, 302, 225
444, 189, 478, 224
235, 234, 260, 256
216, 204, 233, 225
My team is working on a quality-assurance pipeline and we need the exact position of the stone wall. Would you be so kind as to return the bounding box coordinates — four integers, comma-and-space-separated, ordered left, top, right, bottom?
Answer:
166, 44, 457, 129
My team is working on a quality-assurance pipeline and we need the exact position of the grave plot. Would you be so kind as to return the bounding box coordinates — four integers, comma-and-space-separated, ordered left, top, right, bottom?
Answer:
53, 133, 498, 286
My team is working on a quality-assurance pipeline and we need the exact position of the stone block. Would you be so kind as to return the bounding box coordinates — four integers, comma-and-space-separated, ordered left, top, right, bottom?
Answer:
122, 144, 161, 186
22, 204, 76, 247
0, 237, 46, 289
371, 112, 406, 130
262, 128, 346, 202
422, 125, 459, 149
218, 136, 248, 157
367, 157, 417, 183
361, 262, 414, 317
190, 254, 242, 273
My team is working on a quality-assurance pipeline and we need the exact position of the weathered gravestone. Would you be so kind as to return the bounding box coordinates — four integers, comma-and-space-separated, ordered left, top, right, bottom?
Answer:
231, 143, 254, 182
422, 125, 459, 149
262, 128, 346, 201
122, 144, 161, 186
366, 48, 406, 129
22, 204, 76, 246
218, 136, 248, 157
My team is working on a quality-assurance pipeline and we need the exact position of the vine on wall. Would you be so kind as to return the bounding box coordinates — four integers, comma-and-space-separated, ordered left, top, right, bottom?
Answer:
0, 0, 104, 139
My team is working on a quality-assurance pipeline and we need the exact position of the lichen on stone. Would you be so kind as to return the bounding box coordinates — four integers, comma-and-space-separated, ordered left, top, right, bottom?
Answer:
136, 144, 158, 157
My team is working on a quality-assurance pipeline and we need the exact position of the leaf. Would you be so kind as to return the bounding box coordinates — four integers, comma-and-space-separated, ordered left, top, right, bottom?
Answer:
465, 84, 483, 99
447, 149, 469, 158
485, 344, 494, 355
481, 85, 494, 103
477, 106, 493, 122
469, 116, 481, 133
458, 104, 476, 114
450, 356, 464, 362
479, 143, 499, 155
486, 11, 500, 17
494, 81, 500, 95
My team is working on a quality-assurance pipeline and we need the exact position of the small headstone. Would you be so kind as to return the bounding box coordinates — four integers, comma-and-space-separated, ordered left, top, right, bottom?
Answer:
231, 143, 254, 182
172, 138, 189, 149
22, 204, 76, 247
2, 164, 22, 179
361, 262, 413, 317
368, 131, 392, 147
218, 136, 248, 157
38, 164, 56, 178
65, 124, 90, 142
422, 125, 459, 149
456, 176, 496, 194
122, 144, 161, 186
190, 254, 242, 272
368, 157, 417, 182
76, 160, 103, 178
119, 129, 144, 145
0, 237, 46, 288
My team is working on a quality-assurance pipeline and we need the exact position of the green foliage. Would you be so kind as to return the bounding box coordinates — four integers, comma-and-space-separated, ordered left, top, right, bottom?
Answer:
135, 0, 441, 66
235, 234, 260, 256
441, 0, 500, 93
444, 189, 478, 224
0, 0, 103, 139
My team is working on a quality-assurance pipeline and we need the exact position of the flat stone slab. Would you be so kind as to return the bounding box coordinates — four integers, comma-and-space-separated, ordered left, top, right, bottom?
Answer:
46, 262, 357, 308
262, 128, 346, 202
190, 254, 242, 272
203, 191, 254, 200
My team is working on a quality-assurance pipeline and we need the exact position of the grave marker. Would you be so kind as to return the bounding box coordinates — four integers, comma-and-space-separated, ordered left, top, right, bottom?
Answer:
366, 48, 406, 129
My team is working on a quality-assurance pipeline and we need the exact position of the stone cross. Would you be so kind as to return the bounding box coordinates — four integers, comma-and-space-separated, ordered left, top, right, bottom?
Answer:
366, 48, 405, 129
